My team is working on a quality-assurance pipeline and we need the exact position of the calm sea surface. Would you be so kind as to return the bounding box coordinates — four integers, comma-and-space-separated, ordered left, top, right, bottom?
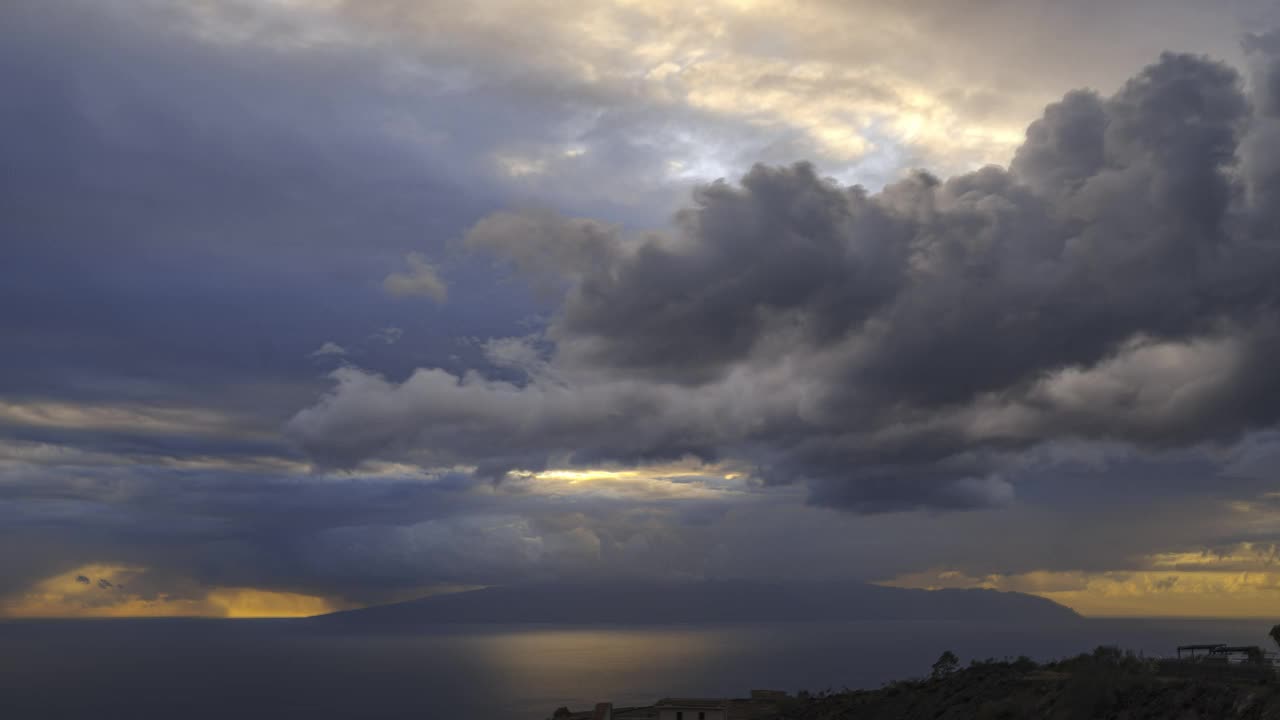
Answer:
0, 618, 1273, 719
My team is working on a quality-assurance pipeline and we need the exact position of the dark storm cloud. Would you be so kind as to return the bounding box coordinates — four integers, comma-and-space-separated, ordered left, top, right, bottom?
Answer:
0, 0, 738, 609
0, 455, 474, 602
0, 0, 539, 417
10, 0, 1280, 613
0, 448, 769, 604
292, 50, 1280, 512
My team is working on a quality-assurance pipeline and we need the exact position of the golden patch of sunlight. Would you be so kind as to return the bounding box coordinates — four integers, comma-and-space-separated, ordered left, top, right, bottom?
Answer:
523, 458, 746, 484
0, 564, 344, 619
1148, 544, 1280, 570
205, 588, 340, 618
465, 626, 721, 686
881, 562, 1280, 618
506, 461, 754, 501
533, 469, 644, 483
1, 564, 204, 618
1037, 571, 1280, 618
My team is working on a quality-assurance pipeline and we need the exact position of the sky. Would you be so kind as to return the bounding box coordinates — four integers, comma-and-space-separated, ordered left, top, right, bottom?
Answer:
6, 0, 1280, 619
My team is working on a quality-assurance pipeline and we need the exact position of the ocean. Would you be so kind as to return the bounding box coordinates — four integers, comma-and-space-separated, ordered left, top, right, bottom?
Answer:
0, 618, 1272, 719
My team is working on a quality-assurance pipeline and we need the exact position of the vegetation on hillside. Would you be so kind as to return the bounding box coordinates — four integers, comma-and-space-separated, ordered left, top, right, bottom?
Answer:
783, 646, 1280, 720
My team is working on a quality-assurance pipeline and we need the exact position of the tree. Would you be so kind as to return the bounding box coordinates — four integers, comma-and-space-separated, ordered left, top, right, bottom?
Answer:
932, 650, 959, 679
1269, 624, 1280, 651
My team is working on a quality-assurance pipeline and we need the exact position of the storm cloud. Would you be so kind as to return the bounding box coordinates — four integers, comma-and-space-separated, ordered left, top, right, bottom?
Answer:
8, 0, 1280, 617
291, 50, 1280, 512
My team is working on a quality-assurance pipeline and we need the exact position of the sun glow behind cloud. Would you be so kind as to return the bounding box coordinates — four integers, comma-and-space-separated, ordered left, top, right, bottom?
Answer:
507, 463, 760, 502
193, 0, 1063, 191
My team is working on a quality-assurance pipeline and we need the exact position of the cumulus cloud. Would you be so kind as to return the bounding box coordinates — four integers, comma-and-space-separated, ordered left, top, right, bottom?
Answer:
382, 252, 448, 303
290, 50, 1280, 513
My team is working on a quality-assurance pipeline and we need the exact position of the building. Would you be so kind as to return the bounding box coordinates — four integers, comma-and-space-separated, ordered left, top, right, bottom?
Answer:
1175, 644, 1268, 664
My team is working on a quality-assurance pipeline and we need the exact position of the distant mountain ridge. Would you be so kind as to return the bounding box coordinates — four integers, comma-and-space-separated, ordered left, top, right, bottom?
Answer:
311, 581, 1080, 626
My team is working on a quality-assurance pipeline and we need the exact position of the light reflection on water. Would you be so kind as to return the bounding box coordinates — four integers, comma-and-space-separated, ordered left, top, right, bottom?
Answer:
0, 619, 1274, 719
464, 627, 735, 711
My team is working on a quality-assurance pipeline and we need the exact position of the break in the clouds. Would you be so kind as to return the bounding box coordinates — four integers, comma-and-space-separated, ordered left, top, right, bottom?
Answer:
291, 48, 1280, 512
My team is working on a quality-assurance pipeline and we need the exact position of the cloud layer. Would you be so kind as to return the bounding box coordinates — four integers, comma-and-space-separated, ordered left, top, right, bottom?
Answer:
7, 0, 1280, 617
292, 49, 1280, 512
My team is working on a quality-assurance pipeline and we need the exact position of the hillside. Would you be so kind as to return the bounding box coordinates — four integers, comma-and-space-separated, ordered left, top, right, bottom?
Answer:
311, 581, 1078, 626
782, 647, 1280, 720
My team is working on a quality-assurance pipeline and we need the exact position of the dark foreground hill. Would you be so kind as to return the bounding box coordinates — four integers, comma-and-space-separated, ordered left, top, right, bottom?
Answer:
782, 647, 1280, 720
311, 580, 1078, 626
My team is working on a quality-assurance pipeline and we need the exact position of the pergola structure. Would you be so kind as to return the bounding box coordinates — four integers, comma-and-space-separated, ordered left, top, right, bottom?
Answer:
1176, 644, 1226, 660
